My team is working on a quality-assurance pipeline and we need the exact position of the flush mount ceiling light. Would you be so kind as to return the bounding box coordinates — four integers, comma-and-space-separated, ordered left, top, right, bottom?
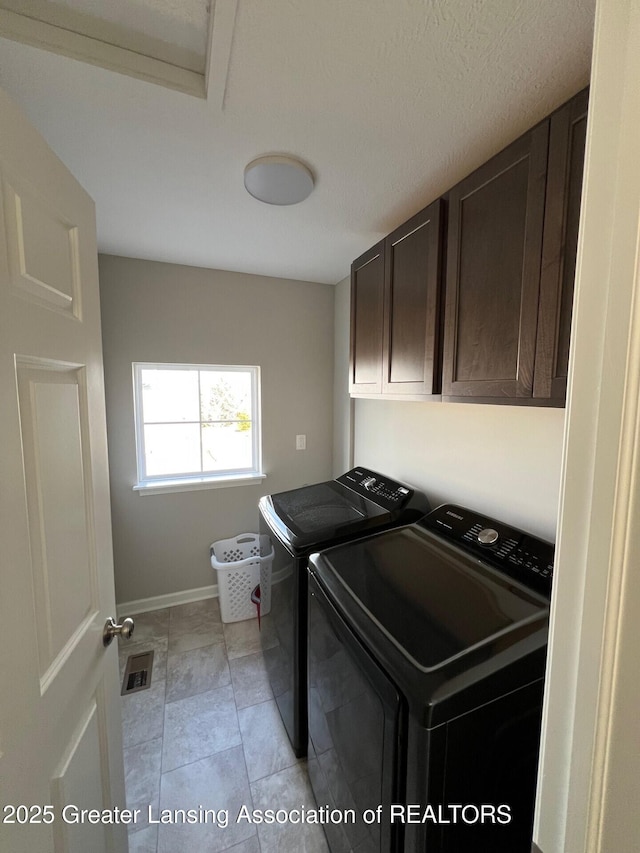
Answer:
244, 156, 314, 205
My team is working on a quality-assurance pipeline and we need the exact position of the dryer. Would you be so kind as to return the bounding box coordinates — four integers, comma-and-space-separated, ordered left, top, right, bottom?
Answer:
259, 467, 429, 756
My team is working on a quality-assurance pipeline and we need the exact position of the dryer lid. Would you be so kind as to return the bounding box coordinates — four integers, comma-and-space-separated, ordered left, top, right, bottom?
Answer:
261, 480, 389, 550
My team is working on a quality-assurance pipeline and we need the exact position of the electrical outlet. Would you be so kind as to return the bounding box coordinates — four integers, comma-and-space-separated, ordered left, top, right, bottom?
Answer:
296, 434, 306, 450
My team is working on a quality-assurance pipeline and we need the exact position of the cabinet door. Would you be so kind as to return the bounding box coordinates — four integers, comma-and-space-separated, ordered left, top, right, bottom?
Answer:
442, 123, 549, 400
349, 241, 385, 394
533, 89, 589, 402
382, 199, 443, 396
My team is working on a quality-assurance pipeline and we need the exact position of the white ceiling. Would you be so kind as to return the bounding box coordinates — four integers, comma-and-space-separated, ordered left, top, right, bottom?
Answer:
0, 0, 595, 285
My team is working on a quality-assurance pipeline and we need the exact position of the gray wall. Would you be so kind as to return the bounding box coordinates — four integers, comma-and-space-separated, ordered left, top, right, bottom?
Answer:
99, 255, 334, 606
334, 277, 564, 541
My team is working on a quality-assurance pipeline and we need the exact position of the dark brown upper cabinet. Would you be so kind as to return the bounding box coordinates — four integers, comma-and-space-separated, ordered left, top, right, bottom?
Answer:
350, 88, 587, 407
349, 241, 385, 394
349, 199, 444, 399
382, 199, 444, 396
442, 89, 588, 406
442, 123, 549, 402
533, 89, 588, 402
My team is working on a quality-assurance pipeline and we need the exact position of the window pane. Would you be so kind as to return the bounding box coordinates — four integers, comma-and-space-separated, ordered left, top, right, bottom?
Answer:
144, 423, 201, 476
201, 422, 253, 472
141, 369, 199, 423
200, 371, 252, 423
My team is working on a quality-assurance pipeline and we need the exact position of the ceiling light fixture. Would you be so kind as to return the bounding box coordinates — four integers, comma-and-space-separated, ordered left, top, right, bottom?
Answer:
244, 155, 314, 205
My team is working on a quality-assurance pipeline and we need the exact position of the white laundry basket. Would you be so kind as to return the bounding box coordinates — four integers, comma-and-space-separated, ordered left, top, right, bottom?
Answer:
210, 532, 273, 623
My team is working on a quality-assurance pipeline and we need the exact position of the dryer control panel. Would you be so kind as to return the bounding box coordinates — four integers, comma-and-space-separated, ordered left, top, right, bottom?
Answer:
421, 504, 554, 597
337, 467, 414, 510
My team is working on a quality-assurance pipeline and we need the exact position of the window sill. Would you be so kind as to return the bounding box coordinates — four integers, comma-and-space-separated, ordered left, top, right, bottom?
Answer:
133, 473, 267, 496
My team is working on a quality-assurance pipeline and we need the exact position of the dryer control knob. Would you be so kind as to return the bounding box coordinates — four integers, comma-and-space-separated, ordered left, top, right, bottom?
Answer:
478, 528, 499, 546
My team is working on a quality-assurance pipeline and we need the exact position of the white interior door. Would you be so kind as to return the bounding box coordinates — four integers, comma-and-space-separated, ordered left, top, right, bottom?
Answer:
0, 86, 127, 853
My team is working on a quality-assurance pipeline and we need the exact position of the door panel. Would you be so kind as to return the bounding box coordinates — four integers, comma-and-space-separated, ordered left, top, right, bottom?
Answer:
534, 88, 589, 401
383, 199, 443, 396
442, 123, 549, 399
0, 86, 126, 853
349, 242, 384, 394
16, 361, 96, 680
52, 698, 110, 853
456, 160, 527, 381
2, 169, 81, 316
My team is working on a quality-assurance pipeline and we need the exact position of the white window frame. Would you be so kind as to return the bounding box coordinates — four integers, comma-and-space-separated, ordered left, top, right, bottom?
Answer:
132, 362, 265, 495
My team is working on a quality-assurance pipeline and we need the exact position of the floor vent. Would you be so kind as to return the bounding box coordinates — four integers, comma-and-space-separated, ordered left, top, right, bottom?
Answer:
121, 650, 154, 696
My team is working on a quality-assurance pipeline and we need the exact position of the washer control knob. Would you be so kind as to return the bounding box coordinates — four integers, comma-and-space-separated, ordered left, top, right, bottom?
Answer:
477, 528, 499, 546
362, 476, 376, 490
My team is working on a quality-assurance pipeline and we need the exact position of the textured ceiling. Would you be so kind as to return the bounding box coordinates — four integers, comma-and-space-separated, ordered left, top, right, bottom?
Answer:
0, 0, 595, 284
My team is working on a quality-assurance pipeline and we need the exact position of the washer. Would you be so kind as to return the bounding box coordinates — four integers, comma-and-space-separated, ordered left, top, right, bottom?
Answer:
258, 467, 430, 756
307, 503, 554, 853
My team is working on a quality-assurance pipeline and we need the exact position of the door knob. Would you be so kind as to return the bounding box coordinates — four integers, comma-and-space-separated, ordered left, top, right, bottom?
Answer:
103, 616, 135, 647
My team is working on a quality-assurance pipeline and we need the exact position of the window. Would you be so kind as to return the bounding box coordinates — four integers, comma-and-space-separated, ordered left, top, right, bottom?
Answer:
133, 363, 263, 494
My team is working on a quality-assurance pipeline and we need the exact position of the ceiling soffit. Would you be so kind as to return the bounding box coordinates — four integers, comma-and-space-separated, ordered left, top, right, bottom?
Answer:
0, 0, 237, 103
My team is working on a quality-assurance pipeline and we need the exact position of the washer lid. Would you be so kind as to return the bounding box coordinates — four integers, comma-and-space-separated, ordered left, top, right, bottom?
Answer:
313, 524, 549, 672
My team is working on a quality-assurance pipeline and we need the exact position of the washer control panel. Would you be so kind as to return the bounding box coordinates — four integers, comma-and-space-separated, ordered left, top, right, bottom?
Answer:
477, 528, 499, 545
421, 504, 554, 597
337, 467, 414, 509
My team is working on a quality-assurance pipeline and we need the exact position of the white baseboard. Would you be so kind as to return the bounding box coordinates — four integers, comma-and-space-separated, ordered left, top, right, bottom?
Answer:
117, 583, 218, 617
117, 566, 288, 617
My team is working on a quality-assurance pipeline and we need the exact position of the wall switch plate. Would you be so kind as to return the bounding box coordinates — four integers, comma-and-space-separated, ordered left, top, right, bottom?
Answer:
296, 434, 306, 450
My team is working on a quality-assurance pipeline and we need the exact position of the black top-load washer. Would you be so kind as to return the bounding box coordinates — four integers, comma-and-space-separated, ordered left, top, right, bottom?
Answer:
258, 467, 430, 756
307, 503, 554, 853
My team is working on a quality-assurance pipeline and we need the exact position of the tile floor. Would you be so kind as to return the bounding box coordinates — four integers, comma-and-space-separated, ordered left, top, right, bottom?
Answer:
119, 598, 330, 853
